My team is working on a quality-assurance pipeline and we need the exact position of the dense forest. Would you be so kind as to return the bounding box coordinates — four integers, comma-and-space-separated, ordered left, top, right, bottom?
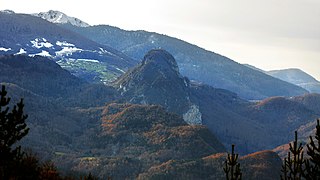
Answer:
1, 84, 319, 179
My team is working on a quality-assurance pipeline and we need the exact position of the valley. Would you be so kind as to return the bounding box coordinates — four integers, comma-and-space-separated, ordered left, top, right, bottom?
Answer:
0, 10, 319, 179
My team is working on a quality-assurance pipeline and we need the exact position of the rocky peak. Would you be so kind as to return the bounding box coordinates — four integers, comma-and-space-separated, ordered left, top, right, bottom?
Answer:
0, 10, 15, 14
114, 49, 194, 119
33, 10, 90, 27
142, 49, 179, 75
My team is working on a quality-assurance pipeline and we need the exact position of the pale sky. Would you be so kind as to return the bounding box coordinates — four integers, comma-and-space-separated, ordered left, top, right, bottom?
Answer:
1, 0, 320, 79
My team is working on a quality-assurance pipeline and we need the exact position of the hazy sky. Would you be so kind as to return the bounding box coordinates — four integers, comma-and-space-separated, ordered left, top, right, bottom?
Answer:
1, 0, 320, 79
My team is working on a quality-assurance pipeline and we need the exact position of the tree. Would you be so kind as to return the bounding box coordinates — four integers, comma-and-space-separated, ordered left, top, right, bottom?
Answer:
304, 119, 320, 179
0, 85, 30, 179
281, 131, 305, 180
39, 161, 61, 180
224, 144, 242, 180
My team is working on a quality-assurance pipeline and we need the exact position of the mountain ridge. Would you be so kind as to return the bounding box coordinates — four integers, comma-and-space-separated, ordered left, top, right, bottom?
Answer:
0, 53, 317, 179
267, 68, 320, 93
0, 12, 136, 83
33, 10, 90, 27
59, 22, 308, 100
112, 49, 320, 154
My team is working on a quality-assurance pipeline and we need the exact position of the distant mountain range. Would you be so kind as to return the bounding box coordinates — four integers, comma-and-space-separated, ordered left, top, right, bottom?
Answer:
0, 10, 136, 83
267, 68, 320, 93
61, 22, 308, 100
0, 10, 308, 100
244, 64, 320, 93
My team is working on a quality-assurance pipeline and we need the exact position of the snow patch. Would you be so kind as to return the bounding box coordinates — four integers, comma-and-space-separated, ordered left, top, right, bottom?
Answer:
55, 47, 82, 56
99, 47, 114, 56
29, 50, 51, 57
1, 10, 15, 14
15, 48, 27, 55
54, 14, 63, 23
56, 41, 75, 47
34, 10, 90, 27
31, 38, 53, 48
77, 59, 100, 63
183, 105, 202, 125
116, 67, 125, 73
0, 47, 11, 52
183, 79, 189, 87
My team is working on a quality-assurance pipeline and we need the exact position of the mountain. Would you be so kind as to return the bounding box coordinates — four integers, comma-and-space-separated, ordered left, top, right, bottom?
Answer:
243, 64, 265, 73
0, 11, 136, 83
292, 93, 320, 115
68, 103, 282, 179
1, 11, 319, 178
0, 53, 310, 179
33, 10, 90, 27
1, 10, 308, 99
0, 55, 119, 105
0, 54, 83, 98
267, 68, 320, 93
0, 54, 226, 179
113, 49, 193, 118
0, 55, 121, 155
58, 23, 308, 100
112, 49, 320, 154
272, 94, 320, 158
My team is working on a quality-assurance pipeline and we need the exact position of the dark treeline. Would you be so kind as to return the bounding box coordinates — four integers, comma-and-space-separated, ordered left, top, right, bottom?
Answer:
0, 85, 98, 180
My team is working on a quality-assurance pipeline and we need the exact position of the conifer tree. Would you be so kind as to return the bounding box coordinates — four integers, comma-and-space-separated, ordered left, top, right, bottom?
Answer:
0, 85, 29, 179
281, 131, 305, 180
303, 119, 320, 179
224, 144, 242, 180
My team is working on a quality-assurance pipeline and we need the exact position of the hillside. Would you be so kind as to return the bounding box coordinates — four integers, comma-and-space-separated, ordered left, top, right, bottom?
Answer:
0, 11, 136, 83
138, 150, 281, 180
267, 68, 320, 93
0, 52, 316, 179
50, 103, 227, 179
112, 49, 320, 154
0, 54, 225, 179
113, 49, 192, 117
59, 23, 308, 100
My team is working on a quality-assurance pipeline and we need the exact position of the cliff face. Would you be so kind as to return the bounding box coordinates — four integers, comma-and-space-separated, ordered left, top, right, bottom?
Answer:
114, 49, 193, 117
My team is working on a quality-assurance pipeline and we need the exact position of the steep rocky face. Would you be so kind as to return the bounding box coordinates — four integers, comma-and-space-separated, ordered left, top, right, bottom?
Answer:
114, 49, 194, 121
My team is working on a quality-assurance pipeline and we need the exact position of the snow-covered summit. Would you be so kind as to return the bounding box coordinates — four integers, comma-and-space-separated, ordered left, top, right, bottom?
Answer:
33, 10, 90, 27
0, 10, 15, 14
